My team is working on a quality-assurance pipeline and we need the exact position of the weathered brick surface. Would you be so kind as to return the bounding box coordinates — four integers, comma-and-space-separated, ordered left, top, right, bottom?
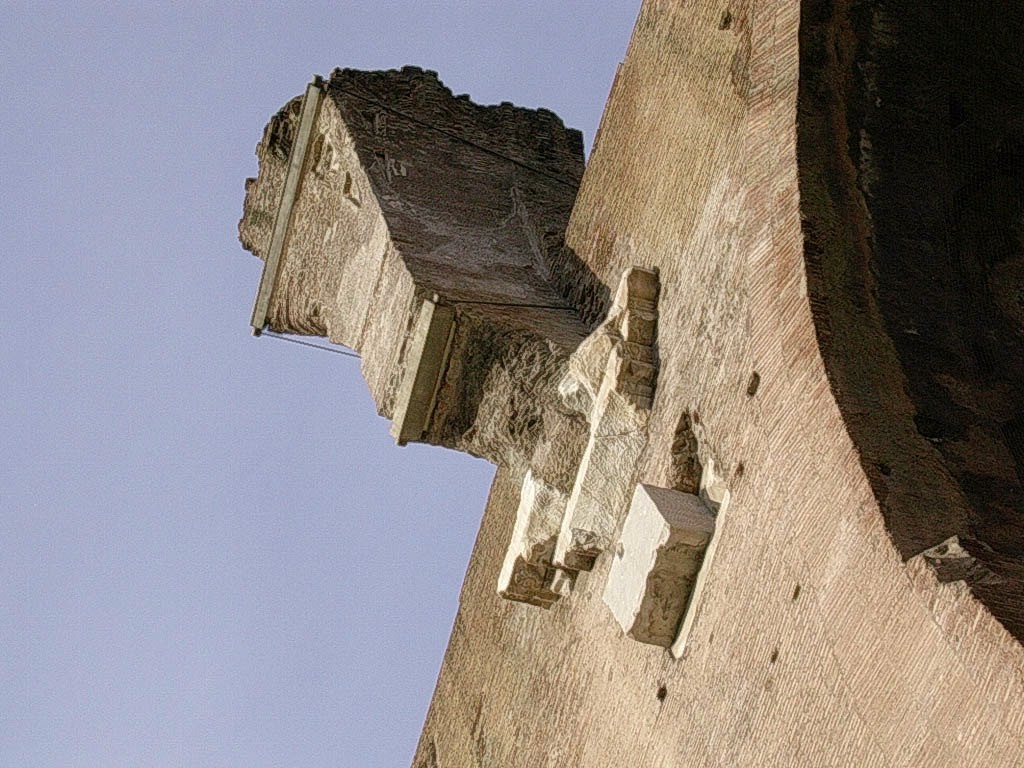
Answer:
798, 0, 1024, 638
409, 1, 1024, 765
239, 68, 590, 467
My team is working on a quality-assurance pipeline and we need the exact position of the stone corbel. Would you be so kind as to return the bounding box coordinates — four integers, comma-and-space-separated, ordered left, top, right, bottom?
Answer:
603, 484, 716, 647
551, 266, 661, 574
497, 470, 574, 608
494, 266, 660, 608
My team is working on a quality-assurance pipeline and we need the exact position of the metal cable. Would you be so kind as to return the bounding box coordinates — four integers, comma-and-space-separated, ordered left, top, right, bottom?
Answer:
262, 331, 360, 358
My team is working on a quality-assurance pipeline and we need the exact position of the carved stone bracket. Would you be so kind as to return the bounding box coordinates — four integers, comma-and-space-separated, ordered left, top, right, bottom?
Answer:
603, 484, 716, 647
496, 266, 661, 607
497, 470, 575, 608
552, 266, 661, 573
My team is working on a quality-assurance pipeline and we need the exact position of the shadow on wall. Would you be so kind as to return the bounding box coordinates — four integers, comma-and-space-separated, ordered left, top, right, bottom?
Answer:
798, 0, 1024, 640
545, 239, 613, 333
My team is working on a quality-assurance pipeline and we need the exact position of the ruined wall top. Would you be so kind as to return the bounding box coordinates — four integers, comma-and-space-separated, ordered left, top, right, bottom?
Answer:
329, 66, 585, 185
238, 68, 595, 467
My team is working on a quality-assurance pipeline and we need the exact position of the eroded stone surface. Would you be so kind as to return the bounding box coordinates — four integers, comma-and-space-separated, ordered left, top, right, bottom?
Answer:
497, 471, 570, 608
553, 267, 660, 572
495, 266, 662, 607
239, 67, 589, 471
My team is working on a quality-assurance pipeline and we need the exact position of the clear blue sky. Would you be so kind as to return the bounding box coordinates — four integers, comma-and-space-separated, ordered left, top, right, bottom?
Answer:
1, 3, 638, 765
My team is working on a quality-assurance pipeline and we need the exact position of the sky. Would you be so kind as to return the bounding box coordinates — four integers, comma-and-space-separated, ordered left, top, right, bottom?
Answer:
1, 2, 639, 766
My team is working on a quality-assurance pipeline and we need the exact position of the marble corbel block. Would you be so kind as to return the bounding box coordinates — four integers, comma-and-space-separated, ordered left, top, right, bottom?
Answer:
552, 267, 660, 573
497, 471, 573, 608
603, 484, 716, 647
552, 390, 649, 572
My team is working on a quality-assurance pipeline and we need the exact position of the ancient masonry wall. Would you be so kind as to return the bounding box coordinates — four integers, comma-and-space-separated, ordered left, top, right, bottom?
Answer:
237, 2, 1024, 765
239, 67, 592, 469
798, 0, 1024, 636
410, 1, 1024, 766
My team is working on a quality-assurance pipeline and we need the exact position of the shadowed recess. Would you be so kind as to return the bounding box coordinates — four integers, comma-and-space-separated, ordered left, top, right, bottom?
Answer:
798, 0, 1024, 639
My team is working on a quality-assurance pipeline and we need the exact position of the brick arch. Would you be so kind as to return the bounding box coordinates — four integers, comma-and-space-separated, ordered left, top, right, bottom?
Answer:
797, 0, 1024, 639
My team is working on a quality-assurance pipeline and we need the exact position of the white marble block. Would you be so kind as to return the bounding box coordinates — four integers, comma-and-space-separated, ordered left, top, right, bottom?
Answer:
603, 484, 716, 647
